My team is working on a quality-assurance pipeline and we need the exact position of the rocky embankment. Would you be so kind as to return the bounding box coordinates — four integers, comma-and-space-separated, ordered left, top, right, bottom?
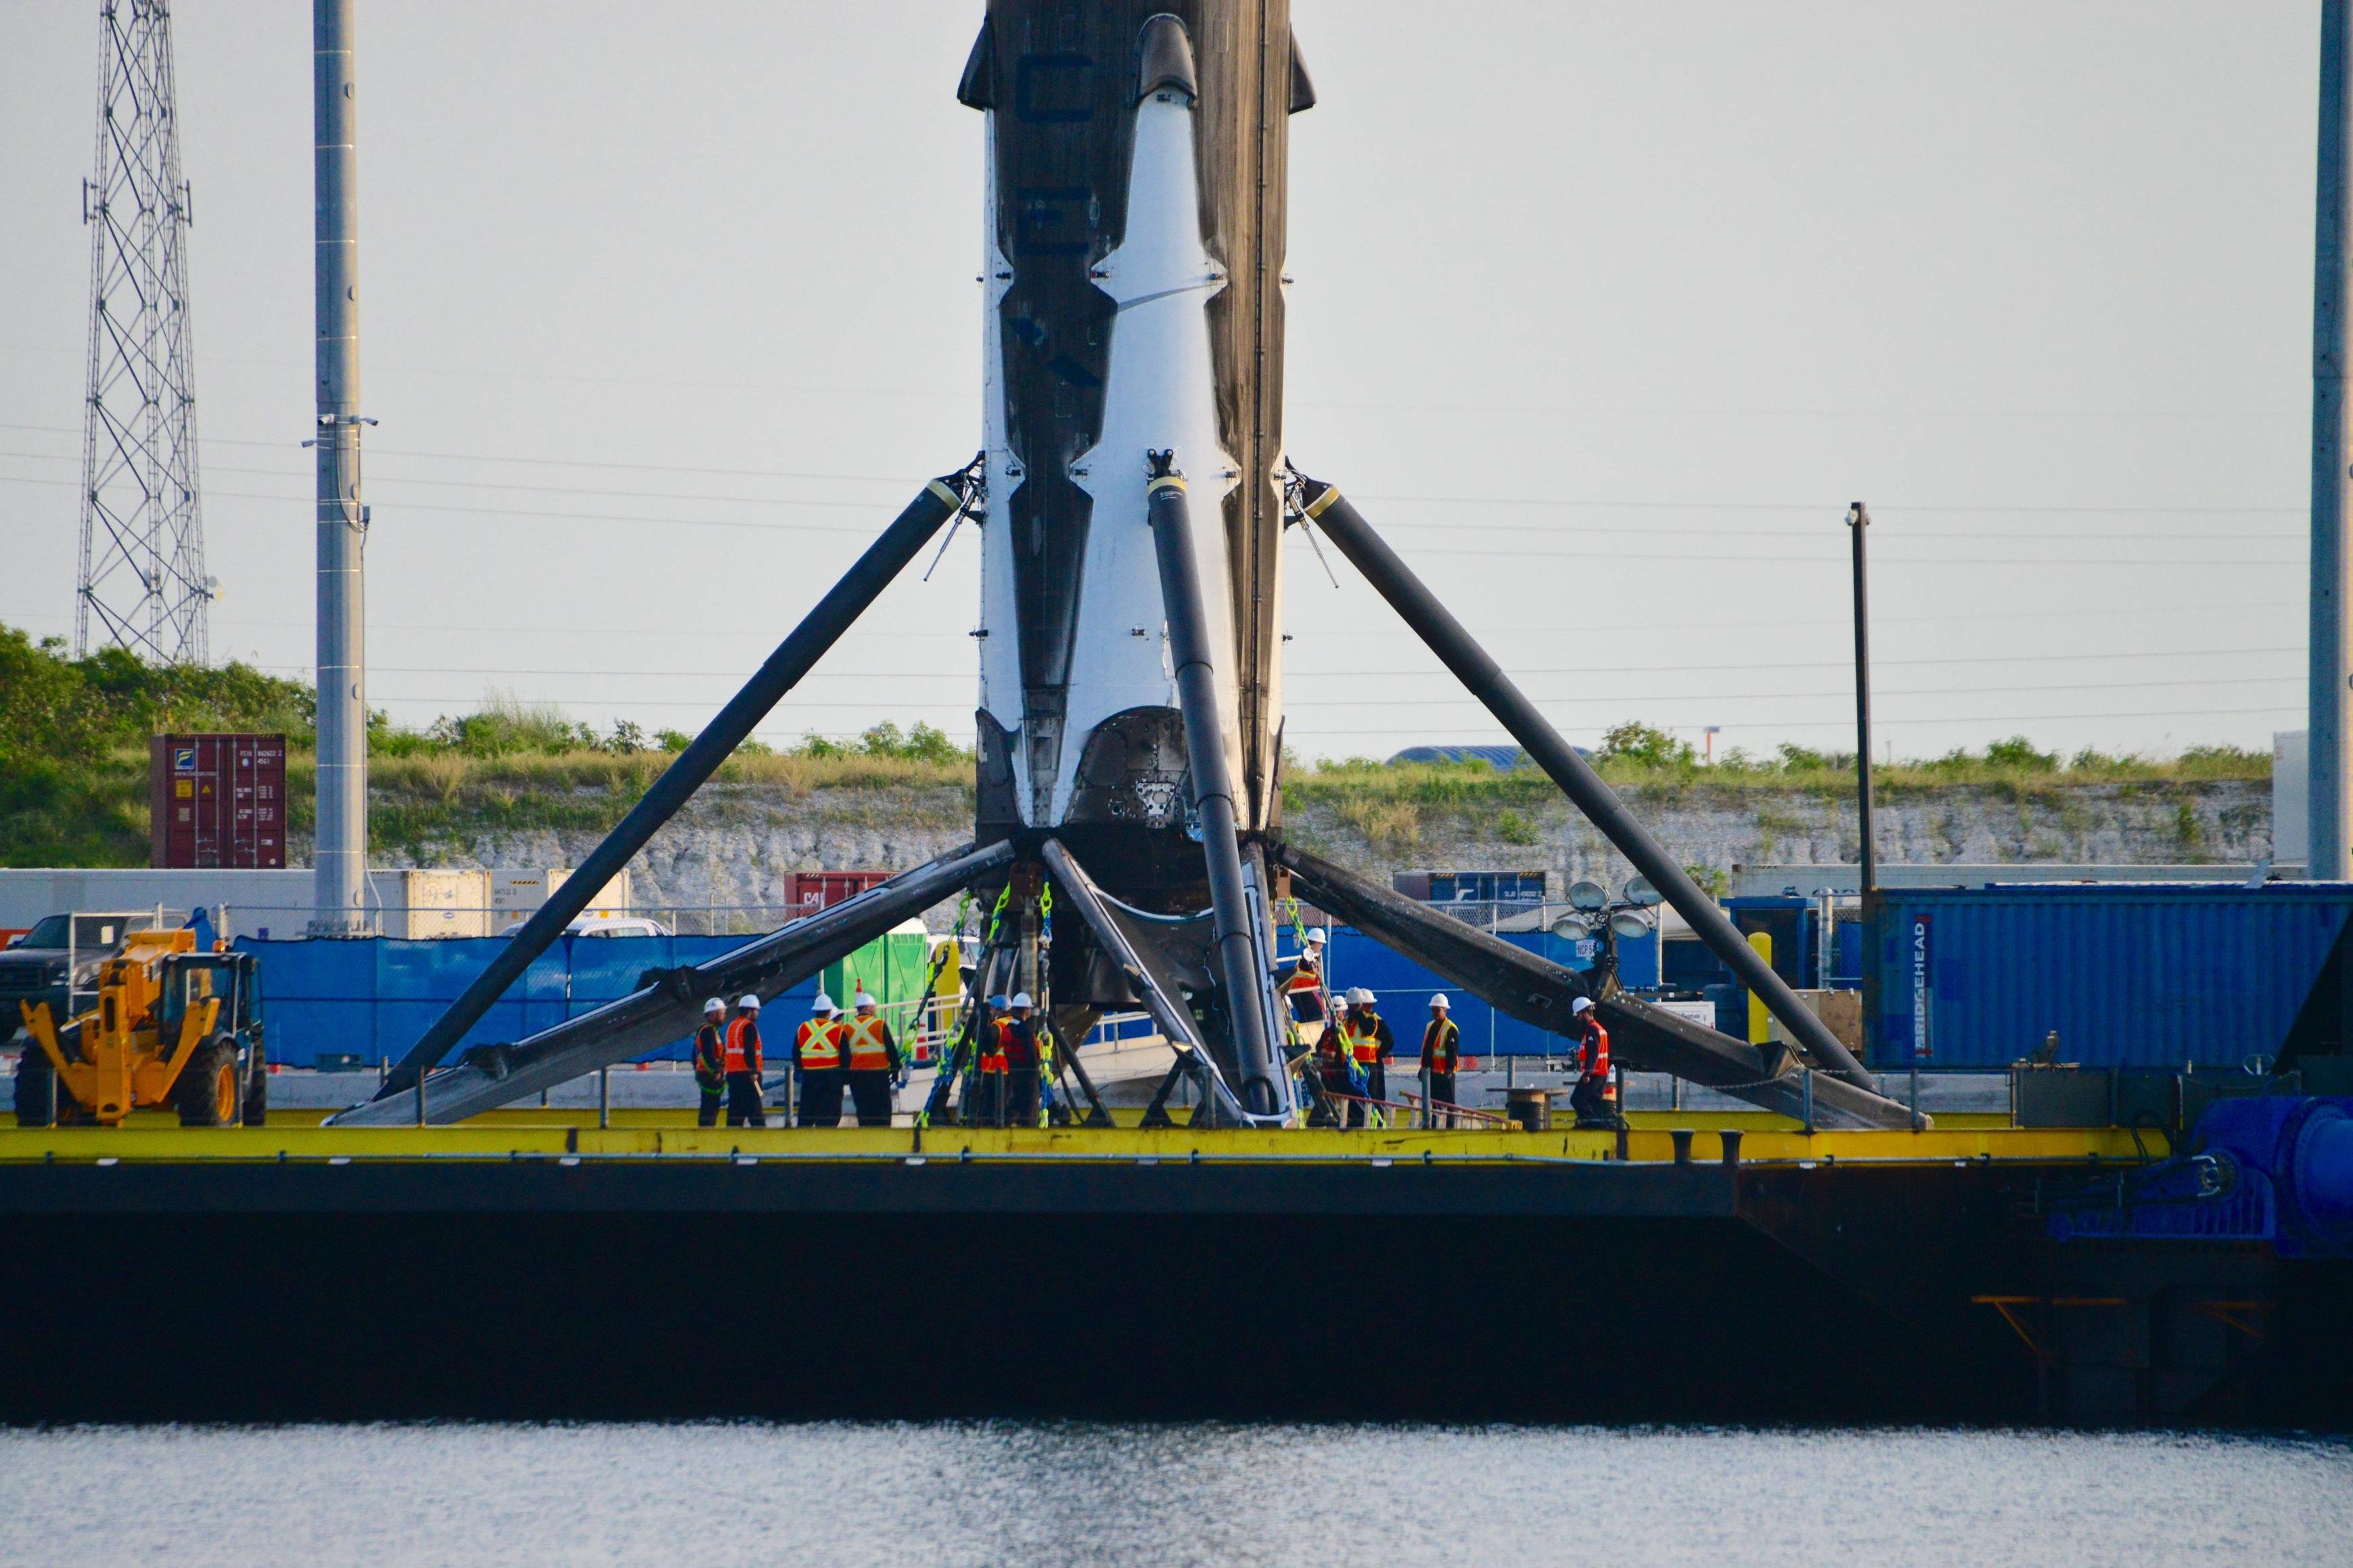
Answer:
346, 776, 2275, 925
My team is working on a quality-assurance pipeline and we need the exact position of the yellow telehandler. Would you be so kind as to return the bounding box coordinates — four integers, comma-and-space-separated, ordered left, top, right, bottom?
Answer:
16, 929, 267, 1128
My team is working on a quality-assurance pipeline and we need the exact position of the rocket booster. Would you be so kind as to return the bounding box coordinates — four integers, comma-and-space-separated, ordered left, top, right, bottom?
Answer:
960, 3, 1311, 876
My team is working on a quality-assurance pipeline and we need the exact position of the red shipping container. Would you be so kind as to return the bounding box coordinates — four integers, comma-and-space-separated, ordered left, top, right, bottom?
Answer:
783, 870, 892, 916
150, 733, 288, 869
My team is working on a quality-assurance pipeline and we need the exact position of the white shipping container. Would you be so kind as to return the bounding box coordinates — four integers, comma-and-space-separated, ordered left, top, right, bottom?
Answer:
382, 869, 491, 940
488, 868, 631, 933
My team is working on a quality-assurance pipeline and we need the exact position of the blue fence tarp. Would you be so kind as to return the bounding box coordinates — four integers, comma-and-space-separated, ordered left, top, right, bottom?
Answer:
239, 921, 1647, 1069
235, 933, 817, 1068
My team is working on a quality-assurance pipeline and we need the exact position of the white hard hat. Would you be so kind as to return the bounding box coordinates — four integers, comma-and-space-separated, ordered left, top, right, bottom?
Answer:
703, 997, 726, 1015
853, 991, 877, 1009
1304, 929, 1326, 946
810, 992, 834, 1014
1430, 993, 1450, 1010
1009, 990, 1034, 1009
1571, 996, 1594, 1014
738, 994, 762, 1010
1350, 987, 1375, 1007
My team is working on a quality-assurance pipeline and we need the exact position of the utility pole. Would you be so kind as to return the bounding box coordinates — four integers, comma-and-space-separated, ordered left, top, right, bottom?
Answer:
1849, 501, 1904, 1121
311, 0, 371, 935
2316, 1, 2353, 881
76, 0, 211, 664
1848, 502, 1876, 896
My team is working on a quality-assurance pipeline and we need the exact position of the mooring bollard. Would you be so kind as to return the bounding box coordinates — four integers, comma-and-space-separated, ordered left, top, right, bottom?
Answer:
599, 1065, 611, 1129
1670, 1128, 1695, 1165
1720, 1128, 1743, 1168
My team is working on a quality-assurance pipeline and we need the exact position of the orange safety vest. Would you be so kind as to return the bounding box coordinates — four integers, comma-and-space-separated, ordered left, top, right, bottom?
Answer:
978, 1016, 1012, 1074
1282, 958, 1323, 995
1345, 1014, 1384, 1065
843, 1013, 892, 1071
1579, 1017, 1612, 1081
723, 1015, 762, 1075
796, 1016, 842, 1071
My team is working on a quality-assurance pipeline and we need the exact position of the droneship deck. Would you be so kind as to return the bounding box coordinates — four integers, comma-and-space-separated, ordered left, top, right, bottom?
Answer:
0, 1114, 2340, 1429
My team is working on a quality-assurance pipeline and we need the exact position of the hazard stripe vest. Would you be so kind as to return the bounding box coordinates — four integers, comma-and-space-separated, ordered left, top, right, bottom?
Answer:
1423, 1017, 1460, 1073
978, 1016, 1013, 1073
1283, 959, 1323, 994
843, 1013, 892, 1071
797, 1017, 842, 1071
1579, 1017, 1611, 1080
723, 1016, 761, 1074
1344, 1015, 1383, 1065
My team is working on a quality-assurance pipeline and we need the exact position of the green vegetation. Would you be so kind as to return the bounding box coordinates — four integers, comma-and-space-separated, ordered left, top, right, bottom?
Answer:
0, 626, 315, 867
0, 616, 2277, 868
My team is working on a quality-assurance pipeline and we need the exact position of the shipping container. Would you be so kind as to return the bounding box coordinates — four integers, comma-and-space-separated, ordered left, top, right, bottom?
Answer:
1390, 870, 1552, 904
380, 869, 492, 940
1866, 883, 2353, 1070
783, 870, 894, 917
148, 734, 286, 869
487, 868, 630, 933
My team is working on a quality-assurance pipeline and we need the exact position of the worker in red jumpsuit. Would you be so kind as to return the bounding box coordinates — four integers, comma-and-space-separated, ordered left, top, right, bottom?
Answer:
1001, 992, 1043, 1128
1568, 995, 1616, 1128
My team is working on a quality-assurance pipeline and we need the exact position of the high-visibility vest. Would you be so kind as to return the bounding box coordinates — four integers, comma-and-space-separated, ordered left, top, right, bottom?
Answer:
1423, 1017, 1460, 1073
1344, 1015, 1383, 1065
723, 1016, 762, 1074
796, 1016, 842, 1071
693, 1023, 726, 1086
1579, 1017, 1612, 1080
843, 1013, 892, 1071
978, 1017, 1012, 1074
1282, 959, 1323, 995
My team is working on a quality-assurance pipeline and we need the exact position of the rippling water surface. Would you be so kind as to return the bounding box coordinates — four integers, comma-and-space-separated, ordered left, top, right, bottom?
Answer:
0, 1423, 2346, 1567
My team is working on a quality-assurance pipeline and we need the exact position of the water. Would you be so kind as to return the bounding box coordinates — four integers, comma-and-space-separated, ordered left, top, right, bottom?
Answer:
1, 1423, 2346, 1567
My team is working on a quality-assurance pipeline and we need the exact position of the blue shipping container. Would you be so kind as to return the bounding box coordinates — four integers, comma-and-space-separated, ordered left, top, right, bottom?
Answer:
235, 933, 815, 1068
1867, 883, 2353, 1070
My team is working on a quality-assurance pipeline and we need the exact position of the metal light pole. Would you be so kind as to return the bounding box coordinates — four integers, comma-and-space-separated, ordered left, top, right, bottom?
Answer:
2314, 1, 2353, 881
1848, 503, 1876, 898
311, 0, 370, 934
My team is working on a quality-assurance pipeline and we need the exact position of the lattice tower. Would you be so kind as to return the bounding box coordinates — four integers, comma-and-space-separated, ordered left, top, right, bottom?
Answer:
76, 0, 210, 663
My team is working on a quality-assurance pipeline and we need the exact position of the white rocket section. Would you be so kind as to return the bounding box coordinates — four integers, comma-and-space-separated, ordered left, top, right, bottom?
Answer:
1051, 85, 1243, 825
976, 114, 1024, 761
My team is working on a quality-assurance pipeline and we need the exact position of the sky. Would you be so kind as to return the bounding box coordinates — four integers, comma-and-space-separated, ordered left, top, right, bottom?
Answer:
0, 1, 2321, 764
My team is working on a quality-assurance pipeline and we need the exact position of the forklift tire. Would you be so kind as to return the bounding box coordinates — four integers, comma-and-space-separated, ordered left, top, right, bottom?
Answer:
242, 1053, 269, 1127
14, 1049, 56, 1129
176, 1036, 242, 1128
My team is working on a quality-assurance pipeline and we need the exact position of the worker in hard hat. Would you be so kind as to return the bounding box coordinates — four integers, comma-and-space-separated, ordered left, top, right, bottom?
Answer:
723, 994, 767, 1128
796, 992, 845, 1128
693, 996, 729, 1128
970, 993, 1011, 1126
1001, 991, 1043, 1129
1422, 993, 1462, 1129
1340, 988, 1394, 1128
1278, 927, 1331, 1028
1568, 995, 1616, 1129
842, 990, 902, 1128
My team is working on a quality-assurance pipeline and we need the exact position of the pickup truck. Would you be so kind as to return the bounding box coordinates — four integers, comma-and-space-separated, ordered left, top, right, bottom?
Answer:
0, 911, 170, 1044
